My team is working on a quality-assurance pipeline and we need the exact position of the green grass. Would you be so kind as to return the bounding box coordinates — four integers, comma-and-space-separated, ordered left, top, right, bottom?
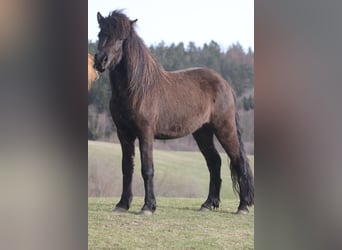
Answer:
88, 140, 254, 199
88, 197, 254, 249
88, 140, 254, 249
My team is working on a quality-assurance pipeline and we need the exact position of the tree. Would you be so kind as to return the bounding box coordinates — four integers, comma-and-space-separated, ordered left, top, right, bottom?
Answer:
88, 40, 254, 141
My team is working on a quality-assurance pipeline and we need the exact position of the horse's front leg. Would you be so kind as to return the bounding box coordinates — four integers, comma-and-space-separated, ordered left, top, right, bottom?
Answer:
114, 131, 136, 212
138, 129, 156, 215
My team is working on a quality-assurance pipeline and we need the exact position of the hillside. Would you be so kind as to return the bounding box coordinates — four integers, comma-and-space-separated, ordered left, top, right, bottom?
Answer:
88, 140, 254, 200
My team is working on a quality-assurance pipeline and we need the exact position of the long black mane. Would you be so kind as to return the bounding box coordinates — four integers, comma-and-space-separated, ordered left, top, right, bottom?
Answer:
103, 10, 170, 103
123, 26, 170, 100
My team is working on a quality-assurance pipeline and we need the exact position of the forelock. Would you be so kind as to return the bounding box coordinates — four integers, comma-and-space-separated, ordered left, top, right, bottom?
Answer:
100, 10, 131, 39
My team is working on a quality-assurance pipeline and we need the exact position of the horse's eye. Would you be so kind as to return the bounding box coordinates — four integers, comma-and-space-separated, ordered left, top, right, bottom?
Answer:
98, 32, 108, 39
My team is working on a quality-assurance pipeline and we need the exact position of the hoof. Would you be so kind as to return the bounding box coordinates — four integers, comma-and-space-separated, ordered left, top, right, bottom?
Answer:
199, 206, 211, 212
235, 209, 249, 215
139, 210, 153, 216
113, 207, 128, 213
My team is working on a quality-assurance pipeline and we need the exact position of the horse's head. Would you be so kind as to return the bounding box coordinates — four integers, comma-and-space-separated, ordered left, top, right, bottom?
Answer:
94, 11, 137, 72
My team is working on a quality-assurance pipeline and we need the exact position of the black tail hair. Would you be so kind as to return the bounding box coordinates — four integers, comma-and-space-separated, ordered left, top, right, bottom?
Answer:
230, 96, 254, 206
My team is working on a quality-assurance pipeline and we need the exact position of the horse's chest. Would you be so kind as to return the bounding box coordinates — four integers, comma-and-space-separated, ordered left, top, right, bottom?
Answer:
110, 95, 137, 128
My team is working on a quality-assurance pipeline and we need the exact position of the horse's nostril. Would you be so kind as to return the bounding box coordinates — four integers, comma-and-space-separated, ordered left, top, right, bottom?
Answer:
103, 55, 108, 63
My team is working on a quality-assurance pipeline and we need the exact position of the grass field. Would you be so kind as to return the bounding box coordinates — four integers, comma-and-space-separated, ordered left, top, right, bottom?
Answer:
88, 140, 254, 199
88, 197, 254, 249
88, 140, 254, 249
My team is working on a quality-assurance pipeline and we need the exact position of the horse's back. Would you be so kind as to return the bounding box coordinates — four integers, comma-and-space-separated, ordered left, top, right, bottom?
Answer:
170, 67, 232, 92
151, 67, 235, 138
168, 67, 235, 107
172, 67, 236, 120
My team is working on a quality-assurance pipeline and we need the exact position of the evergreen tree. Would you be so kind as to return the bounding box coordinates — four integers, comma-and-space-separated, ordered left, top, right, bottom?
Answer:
88, 40, 254, 140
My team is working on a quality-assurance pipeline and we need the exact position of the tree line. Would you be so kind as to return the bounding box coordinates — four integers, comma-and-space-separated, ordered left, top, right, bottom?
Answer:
88, 40, 254, 143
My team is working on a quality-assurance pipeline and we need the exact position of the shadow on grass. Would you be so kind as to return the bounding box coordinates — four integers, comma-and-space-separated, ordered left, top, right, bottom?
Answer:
156, 203, 234, 214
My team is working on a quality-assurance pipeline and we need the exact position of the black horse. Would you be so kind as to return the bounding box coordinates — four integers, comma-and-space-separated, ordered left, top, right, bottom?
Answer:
94, 10, 254, 215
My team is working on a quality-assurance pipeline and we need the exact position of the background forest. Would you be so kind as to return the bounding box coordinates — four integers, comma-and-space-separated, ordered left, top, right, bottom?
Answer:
88, 41, 254, 154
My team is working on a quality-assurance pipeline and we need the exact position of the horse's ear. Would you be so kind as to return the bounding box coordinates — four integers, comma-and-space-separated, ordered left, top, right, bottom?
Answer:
97, 12, 104, 24
130, 19, 138, 26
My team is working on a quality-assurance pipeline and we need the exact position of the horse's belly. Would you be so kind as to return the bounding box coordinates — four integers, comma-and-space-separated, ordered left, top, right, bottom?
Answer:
155, 125, 192, 139
155, 113, 210, 139
154, 133, 181, 140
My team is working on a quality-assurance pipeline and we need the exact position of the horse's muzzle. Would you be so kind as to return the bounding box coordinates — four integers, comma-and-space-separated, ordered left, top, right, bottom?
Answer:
94, 53, 108, 72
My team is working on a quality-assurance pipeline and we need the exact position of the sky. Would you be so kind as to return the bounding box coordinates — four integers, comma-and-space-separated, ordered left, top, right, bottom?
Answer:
88, 0, 254, 51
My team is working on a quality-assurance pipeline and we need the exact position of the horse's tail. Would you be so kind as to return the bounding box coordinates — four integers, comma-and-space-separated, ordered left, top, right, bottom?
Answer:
230, 96, 254, 206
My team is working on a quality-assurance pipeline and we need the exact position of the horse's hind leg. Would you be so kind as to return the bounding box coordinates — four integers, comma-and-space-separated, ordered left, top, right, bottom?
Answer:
213, 115, 254, 214
193, 125, 222, 211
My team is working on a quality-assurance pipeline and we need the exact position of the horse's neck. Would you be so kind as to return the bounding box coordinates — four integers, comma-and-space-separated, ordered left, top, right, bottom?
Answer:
109, 64, 128, 88
111, 34, 168, 107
